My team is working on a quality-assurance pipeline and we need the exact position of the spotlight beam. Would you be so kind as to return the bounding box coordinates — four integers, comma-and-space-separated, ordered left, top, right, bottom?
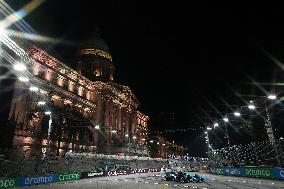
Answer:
0, 0, 45, 29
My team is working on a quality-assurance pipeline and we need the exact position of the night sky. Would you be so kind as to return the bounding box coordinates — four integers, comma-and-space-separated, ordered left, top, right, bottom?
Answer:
9, 1, 284, 156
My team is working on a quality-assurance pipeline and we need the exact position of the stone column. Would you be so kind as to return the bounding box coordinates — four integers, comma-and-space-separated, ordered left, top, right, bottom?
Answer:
117, 107, 122, 138
95, 95, 102, 125
108, 102, 112, 133
104, 100, 109, 133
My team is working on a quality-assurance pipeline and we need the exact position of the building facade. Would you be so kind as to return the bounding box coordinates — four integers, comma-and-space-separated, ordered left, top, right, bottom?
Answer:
149, 135, 186, 159
0, 34, 149, 159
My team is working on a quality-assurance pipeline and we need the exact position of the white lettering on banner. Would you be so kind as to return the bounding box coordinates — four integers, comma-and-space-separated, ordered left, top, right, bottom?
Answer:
265, 170, 270, 176
59, 173, 80, 181
87, 172, 103, 177
24, 176, 53, 185
246, 169, 271, 177
216, 169, 223, 174
0, 179, 15, 188
225, 169, 240, 175
280, 170, 284, 178
106, 168, 159, 177
246, 169, 251, 175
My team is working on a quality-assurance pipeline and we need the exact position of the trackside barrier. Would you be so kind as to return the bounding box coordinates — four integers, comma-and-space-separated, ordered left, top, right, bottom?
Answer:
56, 172, 81, 182
19, 175, 57, 187
224, 168, 243, 176
80, 171, 104, 179
210, 167, 284, 180
0, 178, 19, 189
0, 168, 161, 188
275, 168, 284, 180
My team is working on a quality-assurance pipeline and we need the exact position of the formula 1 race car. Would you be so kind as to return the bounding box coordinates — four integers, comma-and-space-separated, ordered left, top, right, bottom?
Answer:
164, 171, 204, 183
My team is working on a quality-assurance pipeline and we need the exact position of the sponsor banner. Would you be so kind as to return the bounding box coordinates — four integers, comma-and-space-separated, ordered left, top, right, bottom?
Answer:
136, 168, 148, 173
150, 168, 161, 172
0, 178, 19, 189
57, 172, 81, 182
210, 168, 224, 175
243, 167, 274, 179
274, 168, 284, 180
19, 175, 56, 187
149, 168, 160, 172
224, 168, 243, 176
107, 170, 130, 176
106, 168, 161, 176
80, 171, 104, 179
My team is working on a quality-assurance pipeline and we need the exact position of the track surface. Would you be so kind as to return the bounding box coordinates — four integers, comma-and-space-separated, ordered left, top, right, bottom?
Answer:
18, 172, 284, 189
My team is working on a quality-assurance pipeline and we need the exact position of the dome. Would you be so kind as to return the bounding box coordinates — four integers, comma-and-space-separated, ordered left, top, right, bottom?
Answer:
77, 32, 115, 82
79, 33, 110, 53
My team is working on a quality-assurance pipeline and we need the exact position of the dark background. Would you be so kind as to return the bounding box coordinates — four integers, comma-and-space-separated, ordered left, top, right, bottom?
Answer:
9, 1, 284, 156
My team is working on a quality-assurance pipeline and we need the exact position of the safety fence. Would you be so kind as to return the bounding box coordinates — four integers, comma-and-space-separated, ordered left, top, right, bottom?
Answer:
210, 167, 284, 180
0, 153, 166, 178
0, 168, 161, 189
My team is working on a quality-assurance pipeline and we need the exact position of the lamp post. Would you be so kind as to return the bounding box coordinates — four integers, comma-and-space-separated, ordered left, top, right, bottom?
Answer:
280, 137, 284, 165
264, 105, 282, 167
133, 136, 137, 154
204, 131, 210, 159
262, 94, 283, 167
221, 117, 232, 165
208, 93, 284, 167
125, 134, 130, 156
222, 117, 230, 148
42, 110, 52, 174
46, 112, 52, 157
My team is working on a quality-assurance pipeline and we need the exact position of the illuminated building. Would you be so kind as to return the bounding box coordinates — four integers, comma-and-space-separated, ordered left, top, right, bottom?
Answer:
0, 34, 149, 157
150, 135, 186, 158
133, 111, 149, 155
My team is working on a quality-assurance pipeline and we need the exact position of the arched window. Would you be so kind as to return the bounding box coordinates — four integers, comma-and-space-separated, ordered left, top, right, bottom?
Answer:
93, 61, 102, 77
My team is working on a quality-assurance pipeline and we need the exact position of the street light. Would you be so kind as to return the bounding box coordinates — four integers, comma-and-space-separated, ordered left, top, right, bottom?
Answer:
111, 130, 117, 133
29, 86, 39, 91
150, 140, 154, 143
207, 127, 212, 130
94, 125, 100, 129
124, 133, 130, 155
204, 93, 283, 167
43, 111, 53, 173
204, 130, 213, 164
268, 94, 277, 100
234, 112, 241, 117
248, 104, 256, 110
14, 63, 26, 71
45, 111, 51, 115
222, 117, 231, 161
223, 117, 229, 122
18, 76, 29, 82
38, 101, 46, 105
